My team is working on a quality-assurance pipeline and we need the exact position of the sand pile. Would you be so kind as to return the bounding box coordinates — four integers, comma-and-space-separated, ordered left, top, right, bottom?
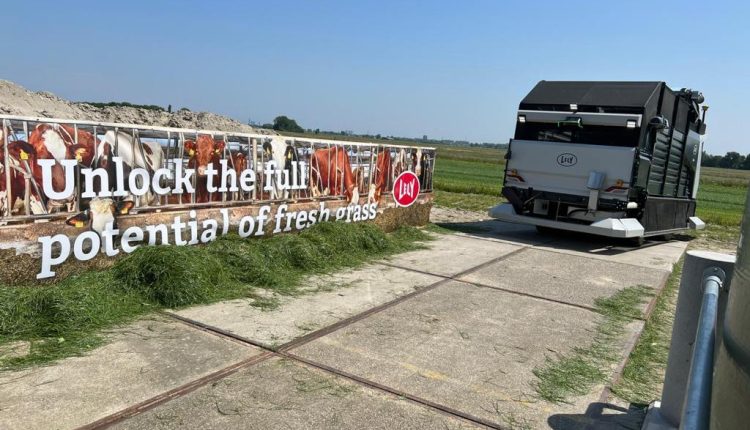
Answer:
0, 80, 271, 134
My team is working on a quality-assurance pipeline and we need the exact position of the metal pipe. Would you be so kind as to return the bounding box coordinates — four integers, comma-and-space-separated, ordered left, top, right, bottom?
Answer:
251, 138, 257, 201
0, 113, 437, 151
680, 268, 724, 430
658, 251, 735, 427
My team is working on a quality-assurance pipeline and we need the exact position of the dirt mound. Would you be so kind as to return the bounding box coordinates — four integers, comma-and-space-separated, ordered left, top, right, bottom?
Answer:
0, 80, 272, 134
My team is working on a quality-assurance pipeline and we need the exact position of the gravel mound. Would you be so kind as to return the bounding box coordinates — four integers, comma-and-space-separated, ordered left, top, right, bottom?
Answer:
0, 80, 272, 134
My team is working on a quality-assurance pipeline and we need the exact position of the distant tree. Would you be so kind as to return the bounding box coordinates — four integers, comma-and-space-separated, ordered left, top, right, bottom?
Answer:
168, 104, 172, 113
742, 154, 750, 170
272, 115, 304, 133
718, 151, 744, 169
701, 151, 721, 167
314, 128, 320, 134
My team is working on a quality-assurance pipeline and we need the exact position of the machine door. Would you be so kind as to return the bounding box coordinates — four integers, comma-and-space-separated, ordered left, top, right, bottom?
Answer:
505, 140, 635, 201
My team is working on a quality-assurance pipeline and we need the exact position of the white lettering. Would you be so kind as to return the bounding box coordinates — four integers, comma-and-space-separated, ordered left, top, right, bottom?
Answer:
37, 234, 71, 279
73, 231, 100, 261
121, 226, 143, 253
38, 159, 76, 200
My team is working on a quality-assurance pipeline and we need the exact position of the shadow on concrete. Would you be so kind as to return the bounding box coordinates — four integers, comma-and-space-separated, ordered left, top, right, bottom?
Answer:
436, 219, 692, 255
547, 402, 648, 430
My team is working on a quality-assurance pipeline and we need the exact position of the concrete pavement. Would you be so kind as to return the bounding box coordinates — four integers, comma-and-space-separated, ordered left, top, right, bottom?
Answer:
0, 220, 687, 429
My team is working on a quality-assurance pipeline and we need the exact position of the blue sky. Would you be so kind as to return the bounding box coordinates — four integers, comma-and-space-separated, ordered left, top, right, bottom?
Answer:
2, 1, 748, 153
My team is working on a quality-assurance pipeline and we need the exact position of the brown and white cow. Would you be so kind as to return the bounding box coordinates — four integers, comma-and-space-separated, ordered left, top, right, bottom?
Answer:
368, 148, 392, 203
392, 148, 423, 179
310, 146, 359, 204
28, 123, 98, 212
0, 140, 45, 214
184, 135, 225, 203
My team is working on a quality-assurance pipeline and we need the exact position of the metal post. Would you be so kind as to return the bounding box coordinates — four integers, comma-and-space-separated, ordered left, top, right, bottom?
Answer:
711, 189, 750, 430
649, 251, 735, 428
251, 138, 257, 201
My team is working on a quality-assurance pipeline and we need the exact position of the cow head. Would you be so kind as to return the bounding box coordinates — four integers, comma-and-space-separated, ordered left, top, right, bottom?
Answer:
187, 135, 225, 176
283, 144, 299, 171
66, 197, 135, 234
413, 148, 423, 177
262, 139, 273, 158
231, 152, 247, 173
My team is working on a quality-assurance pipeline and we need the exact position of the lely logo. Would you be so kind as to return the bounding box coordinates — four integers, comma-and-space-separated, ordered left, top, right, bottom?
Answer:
393, 171, 420, 207
556, 153, 578, 167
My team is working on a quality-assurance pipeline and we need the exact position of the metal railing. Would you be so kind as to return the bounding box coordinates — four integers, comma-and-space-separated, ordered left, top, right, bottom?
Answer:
680, 267, 725, 430
0, 114, 435, 222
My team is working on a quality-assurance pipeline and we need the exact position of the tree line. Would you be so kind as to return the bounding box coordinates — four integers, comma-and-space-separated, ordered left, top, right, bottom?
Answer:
252, 115, 504, 148
701, 151, 750, 170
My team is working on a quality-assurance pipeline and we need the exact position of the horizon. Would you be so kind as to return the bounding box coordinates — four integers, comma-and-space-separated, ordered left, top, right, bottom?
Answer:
2, 1, 747, 154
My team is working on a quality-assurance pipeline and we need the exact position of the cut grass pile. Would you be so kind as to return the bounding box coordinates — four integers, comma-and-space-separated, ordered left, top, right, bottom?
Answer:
0, 222, 431, 370
533, 285, 654, 403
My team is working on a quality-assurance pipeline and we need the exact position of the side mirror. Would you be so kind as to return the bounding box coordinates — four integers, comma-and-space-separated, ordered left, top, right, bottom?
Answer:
649, 116, 669, 130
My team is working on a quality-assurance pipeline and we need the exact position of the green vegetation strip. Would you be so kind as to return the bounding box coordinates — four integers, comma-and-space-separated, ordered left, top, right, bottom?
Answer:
0, 222, 431, 370
612, 259, 682, 404
533, 285, 654, 403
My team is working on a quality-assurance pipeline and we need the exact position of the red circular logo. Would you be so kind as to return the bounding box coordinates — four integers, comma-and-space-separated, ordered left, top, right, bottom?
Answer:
392, 171, 420, 207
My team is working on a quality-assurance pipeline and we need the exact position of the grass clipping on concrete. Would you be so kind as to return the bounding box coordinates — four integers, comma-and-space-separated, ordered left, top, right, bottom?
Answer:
532, 285, 654, 404
611, 258, 683, 404
0, 222, 431, 370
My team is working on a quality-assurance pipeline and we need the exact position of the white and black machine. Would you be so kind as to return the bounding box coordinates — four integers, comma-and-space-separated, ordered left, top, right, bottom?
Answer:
490, 81, 707, 242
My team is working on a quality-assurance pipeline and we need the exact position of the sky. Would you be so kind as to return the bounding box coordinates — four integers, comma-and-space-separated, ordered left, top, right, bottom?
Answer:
2, 0, 748, 154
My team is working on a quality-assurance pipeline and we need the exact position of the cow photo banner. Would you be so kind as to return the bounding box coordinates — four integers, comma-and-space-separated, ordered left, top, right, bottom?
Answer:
0, 115, 435, 279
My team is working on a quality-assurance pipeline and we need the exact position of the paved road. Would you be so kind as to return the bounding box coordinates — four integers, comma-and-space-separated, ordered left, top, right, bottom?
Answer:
0, 220, 686, 429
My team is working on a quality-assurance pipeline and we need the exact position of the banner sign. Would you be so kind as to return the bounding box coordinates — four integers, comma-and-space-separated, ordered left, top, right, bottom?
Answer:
0, 116, 435, 279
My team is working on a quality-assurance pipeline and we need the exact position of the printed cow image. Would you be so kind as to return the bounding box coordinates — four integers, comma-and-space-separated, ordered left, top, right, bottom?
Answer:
184, 135, 225, 203
0, 140, 45, 214
65, 197, 135, 235
28, 123, 98, 212
310, 146, 359, 204
95, 130, 164, 205
228, 150, 248, 200
262, 137, 301, 200
368, 148, 392, 203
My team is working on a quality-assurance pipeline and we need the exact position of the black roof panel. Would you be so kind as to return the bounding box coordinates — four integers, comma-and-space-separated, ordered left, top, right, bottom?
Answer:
521, 81, 664, 109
